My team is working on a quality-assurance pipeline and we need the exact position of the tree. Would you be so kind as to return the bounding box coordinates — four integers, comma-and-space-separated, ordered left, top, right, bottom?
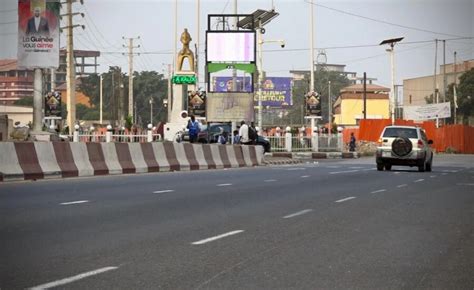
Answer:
457, 68, 474, 124
13, 97, 33, 107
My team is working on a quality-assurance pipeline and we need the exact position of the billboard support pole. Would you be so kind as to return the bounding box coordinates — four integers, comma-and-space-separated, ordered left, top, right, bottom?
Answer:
257, 20, 263, 129
33, 68, 43, 132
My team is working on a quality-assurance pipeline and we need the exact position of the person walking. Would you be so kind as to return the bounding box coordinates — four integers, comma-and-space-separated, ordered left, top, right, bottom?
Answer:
239, 120, 250, 145
349, 132, 357, 152
187, 115, 200, 143
233, 130, 240, 144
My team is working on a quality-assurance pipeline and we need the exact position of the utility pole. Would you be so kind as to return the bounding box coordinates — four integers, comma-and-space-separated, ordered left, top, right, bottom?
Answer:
62, 0, 84, 131
196, 0, 200, 84
454, 51, 457, 124
33, 68, 43, 132
433, 39, 438, 104
123, 36, 140, 119
363, 72, 367, 120
442, 39, 447, 103
380, 37, 403, 125
328, 80, 332, 137
99, 74, 103, 124
309, 0, 315, 92
149, 98, 154, 124
232, 0, 238, 91
164, 64, 172, 122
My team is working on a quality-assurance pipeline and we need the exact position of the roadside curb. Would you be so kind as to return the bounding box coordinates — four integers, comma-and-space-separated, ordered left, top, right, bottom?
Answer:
268, 152, 359, 159
263, 157, 305, 165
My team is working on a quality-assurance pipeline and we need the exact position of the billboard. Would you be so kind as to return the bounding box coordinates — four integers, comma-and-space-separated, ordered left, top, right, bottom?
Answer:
17, 0, 60, 69
207, 32, 255, 62
44, 91, 61, 117
403, 102, 451, 120
214, 76, 292, 107
305, 91, 321, 116
206, 92, 254, 122
187, 91, 206, 118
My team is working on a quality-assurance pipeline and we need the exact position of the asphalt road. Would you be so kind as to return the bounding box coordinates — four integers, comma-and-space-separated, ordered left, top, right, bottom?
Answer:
1, 155, 473, 289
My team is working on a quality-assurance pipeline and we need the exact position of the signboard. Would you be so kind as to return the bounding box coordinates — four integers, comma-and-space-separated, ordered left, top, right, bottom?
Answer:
305, 91, 321, 116
214, 76, 292, 107
188, 91, 206, 118
44, 91, 61, 117
172, 74, 196, 85
17, 0, 60, 69
207, 32, 255, 62
403, 102, 451, 120
206, 92, 254, 122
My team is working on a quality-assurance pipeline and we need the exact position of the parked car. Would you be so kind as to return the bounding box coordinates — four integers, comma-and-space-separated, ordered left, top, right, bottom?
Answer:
375, 125, 433, 172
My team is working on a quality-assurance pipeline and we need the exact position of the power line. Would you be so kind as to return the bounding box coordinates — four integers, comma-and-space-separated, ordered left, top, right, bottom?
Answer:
0, 20, 16, 25
0, 8, 16, 13
305, 0, 468, 38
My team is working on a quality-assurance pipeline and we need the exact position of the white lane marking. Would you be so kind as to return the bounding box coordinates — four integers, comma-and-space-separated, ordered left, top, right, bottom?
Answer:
393, 172, 401, 174
362, 168, 377, 171
60, 200, 89, 206
264, 179, 277, 182
349, 166, 364, 169
457, 183, 474, 186
217, 183, 232, 187
30, 266, 119, 289
414, 179, 424, 183
191, 230, 244, 245
442, 173, 448, 175
335, 196, 356, 203
300, 175, 310, 178
329, 170, 359, 175
283, 209, 313, 219
397, 184, 408, 188
430, 175, 436, 178
326, 166, 341, 169
371, 189, 387, 194
287, 168, 306, 171
153, 190, 174, 194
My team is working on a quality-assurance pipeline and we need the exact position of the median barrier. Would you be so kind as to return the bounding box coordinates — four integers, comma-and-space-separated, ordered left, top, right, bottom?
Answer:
0, 142, 264, 182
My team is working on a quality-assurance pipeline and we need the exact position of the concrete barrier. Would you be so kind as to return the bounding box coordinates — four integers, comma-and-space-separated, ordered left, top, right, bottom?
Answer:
0, 141, 264, 182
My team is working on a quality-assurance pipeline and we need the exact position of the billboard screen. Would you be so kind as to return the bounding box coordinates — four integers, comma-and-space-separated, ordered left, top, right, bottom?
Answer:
207, 32, 255, 62
214, 76, 292, 107
17, 0, 60, 69
206, 92, 254, 122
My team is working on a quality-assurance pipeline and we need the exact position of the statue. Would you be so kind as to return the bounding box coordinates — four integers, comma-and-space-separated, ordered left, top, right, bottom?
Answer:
177, 28, 195, 72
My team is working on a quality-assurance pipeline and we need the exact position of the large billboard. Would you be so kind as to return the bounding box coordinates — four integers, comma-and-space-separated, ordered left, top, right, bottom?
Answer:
206, 32, 255, 62
214, 76, 292, 107
404, 102, 451, 120
206, 92, 254, 122
17, 0, 60, 69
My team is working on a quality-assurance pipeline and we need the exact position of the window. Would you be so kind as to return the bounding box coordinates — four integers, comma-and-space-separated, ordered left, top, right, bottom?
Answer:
9, 71, 16, 77
383, 128, 418, 139
11, 82, 15, 86
420, 130, 428, 141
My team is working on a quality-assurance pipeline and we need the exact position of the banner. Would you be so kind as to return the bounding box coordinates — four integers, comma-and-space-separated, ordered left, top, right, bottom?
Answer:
206, 92, 254, 122
44, 91, 61, 117
187, 91, 206, 118
17, 0, 60, 69
403, 102, 451, 120
214, 76, 292, 107
305, 91, 321, 116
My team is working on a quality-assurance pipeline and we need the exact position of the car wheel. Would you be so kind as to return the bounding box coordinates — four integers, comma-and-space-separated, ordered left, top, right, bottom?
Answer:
425, 156, 432, 172
418, 159, 426, 172
377, 164, 384, 171
385, 164, 392, 171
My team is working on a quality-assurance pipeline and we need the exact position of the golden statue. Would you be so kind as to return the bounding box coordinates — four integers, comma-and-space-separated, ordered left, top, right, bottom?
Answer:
177, 28, 195, 72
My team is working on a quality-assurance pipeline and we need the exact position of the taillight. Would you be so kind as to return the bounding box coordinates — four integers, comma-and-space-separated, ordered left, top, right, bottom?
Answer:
417, 139, 424, 148
377, 138, 383, 146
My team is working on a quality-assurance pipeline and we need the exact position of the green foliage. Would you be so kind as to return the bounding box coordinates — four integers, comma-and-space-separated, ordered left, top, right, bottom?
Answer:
125, 115, 133, 131
13, 97, 33, 107
457, 68, 474, 123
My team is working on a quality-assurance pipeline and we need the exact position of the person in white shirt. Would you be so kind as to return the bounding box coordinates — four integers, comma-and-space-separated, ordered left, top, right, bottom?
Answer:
26, 7, 50, 35
239, 120, 250, 144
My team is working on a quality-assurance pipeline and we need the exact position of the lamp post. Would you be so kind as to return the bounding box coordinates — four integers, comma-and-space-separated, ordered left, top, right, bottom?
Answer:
380, 37, 404, 125
149, 98, 154, 124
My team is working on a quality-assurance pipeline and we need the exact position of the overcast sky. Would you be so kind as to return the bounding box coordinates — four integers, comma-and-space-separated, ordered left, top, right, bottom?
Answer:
1, 0, 473, 90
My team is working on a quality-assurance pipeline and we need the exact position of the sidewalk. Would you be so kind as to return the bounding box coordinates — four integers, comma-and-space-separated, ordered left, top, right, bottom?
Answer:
263, 151, 359, 165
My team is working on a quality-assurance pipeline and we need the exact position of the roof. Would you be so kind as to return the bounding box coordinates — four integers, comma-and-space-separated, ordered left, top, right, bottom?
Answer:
56, 78, 82, 91
0, 59, 18, 72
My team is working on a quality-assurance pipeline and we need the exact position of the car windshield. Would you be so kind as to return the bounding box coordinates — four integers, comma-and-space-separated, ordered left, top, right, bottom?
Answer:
383, 128, 418, 139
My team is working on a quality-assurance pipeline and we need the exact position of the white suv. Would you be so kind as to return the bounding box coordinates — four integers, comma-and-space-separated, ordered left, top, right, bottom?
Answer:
375, 126, 433, 172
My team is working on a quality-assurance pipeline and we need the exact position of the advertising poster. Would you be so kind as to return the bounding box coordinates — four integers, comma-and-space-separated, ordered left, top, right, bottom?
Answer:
403, 102, 451, 120
44, 91, 61, 117
214, 76, 292, 107
206, 93, 254, 122
305, 91, 321, 116
188, 91, 206, 118
17, 0, 60, 69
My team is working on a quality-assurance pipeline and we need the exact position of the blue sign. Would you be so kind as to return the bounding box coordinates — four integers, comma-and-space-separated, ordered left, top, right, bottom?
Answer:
214, 76, 293, 107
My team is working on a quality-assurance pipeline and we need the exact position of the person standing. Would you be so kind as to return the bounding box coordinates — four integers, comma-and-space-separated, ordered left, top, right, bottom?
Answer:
232, 130, 240, 144
26, 7, 50, 35
248, 122, 257, 145
239, 120, 250, 145
187, 115, 200, 143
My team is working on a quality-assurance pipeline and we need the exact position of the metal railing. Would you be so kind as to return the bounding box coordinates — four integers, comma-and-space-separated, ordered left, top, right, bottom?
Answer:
70, 131, 162, 143
266, 133, 343, 152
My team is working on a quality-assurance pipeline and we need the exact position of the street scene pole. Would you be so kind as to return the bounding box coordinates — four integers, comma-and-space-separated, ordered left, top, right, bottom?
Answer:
390, 43, 395, 124
257, 20, 263, 129
66, 0, 76, 131
309, 1, 315, 92
33, 68, 43, 132
100, 75, 103, 124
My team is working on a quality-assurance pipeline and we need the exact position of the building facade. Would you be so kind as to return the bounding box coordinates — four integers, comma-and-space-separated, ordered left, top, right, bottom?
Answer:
333, 84, 390, 126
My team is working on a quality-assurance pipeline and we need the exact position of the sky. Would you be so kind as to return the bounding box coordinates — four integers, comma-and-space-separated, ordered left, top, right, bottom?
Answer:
1, 0, 473, 92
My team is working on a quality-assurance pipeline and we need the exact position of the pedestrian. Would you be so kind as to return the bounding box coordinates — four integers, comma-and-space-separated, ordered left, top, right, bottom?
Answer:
239, 120, 250, 145
233, 130, 240, 144
217, 127, 227, 144
349, 132, 356, 152
187, 115, 200, 143
248, 122, 257, 145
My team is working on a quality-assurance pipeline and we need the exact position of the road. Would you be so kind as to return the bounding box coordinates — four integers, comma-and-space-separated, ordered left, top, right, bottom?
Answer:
1, 154, 473, 289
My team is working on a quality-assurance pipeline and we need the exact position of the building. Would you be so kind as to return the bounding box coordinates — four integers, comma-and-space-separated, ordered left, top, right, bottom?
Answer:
0, 59, 34, 105
0, 104, 33, 126
290, 63, 357, 82
56, 78, 92, 108
0, 50, 100, 105
403, 59, 474, 106
333, 83, 390, 126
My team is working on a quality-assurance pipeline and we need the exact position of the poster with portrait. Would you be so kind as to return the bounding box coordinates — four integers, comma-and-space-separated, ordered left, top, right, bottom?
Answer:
188, 91, 206, 118
305, 91, 321, 116
44, 91, 61, 117
17, 0, 60, 69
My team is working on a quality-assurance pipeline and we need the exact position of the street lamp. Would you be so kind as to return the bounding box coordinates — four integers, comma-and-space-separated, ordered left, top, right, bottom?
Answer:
149, 98, 154, 125
380, 37, 404, 124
